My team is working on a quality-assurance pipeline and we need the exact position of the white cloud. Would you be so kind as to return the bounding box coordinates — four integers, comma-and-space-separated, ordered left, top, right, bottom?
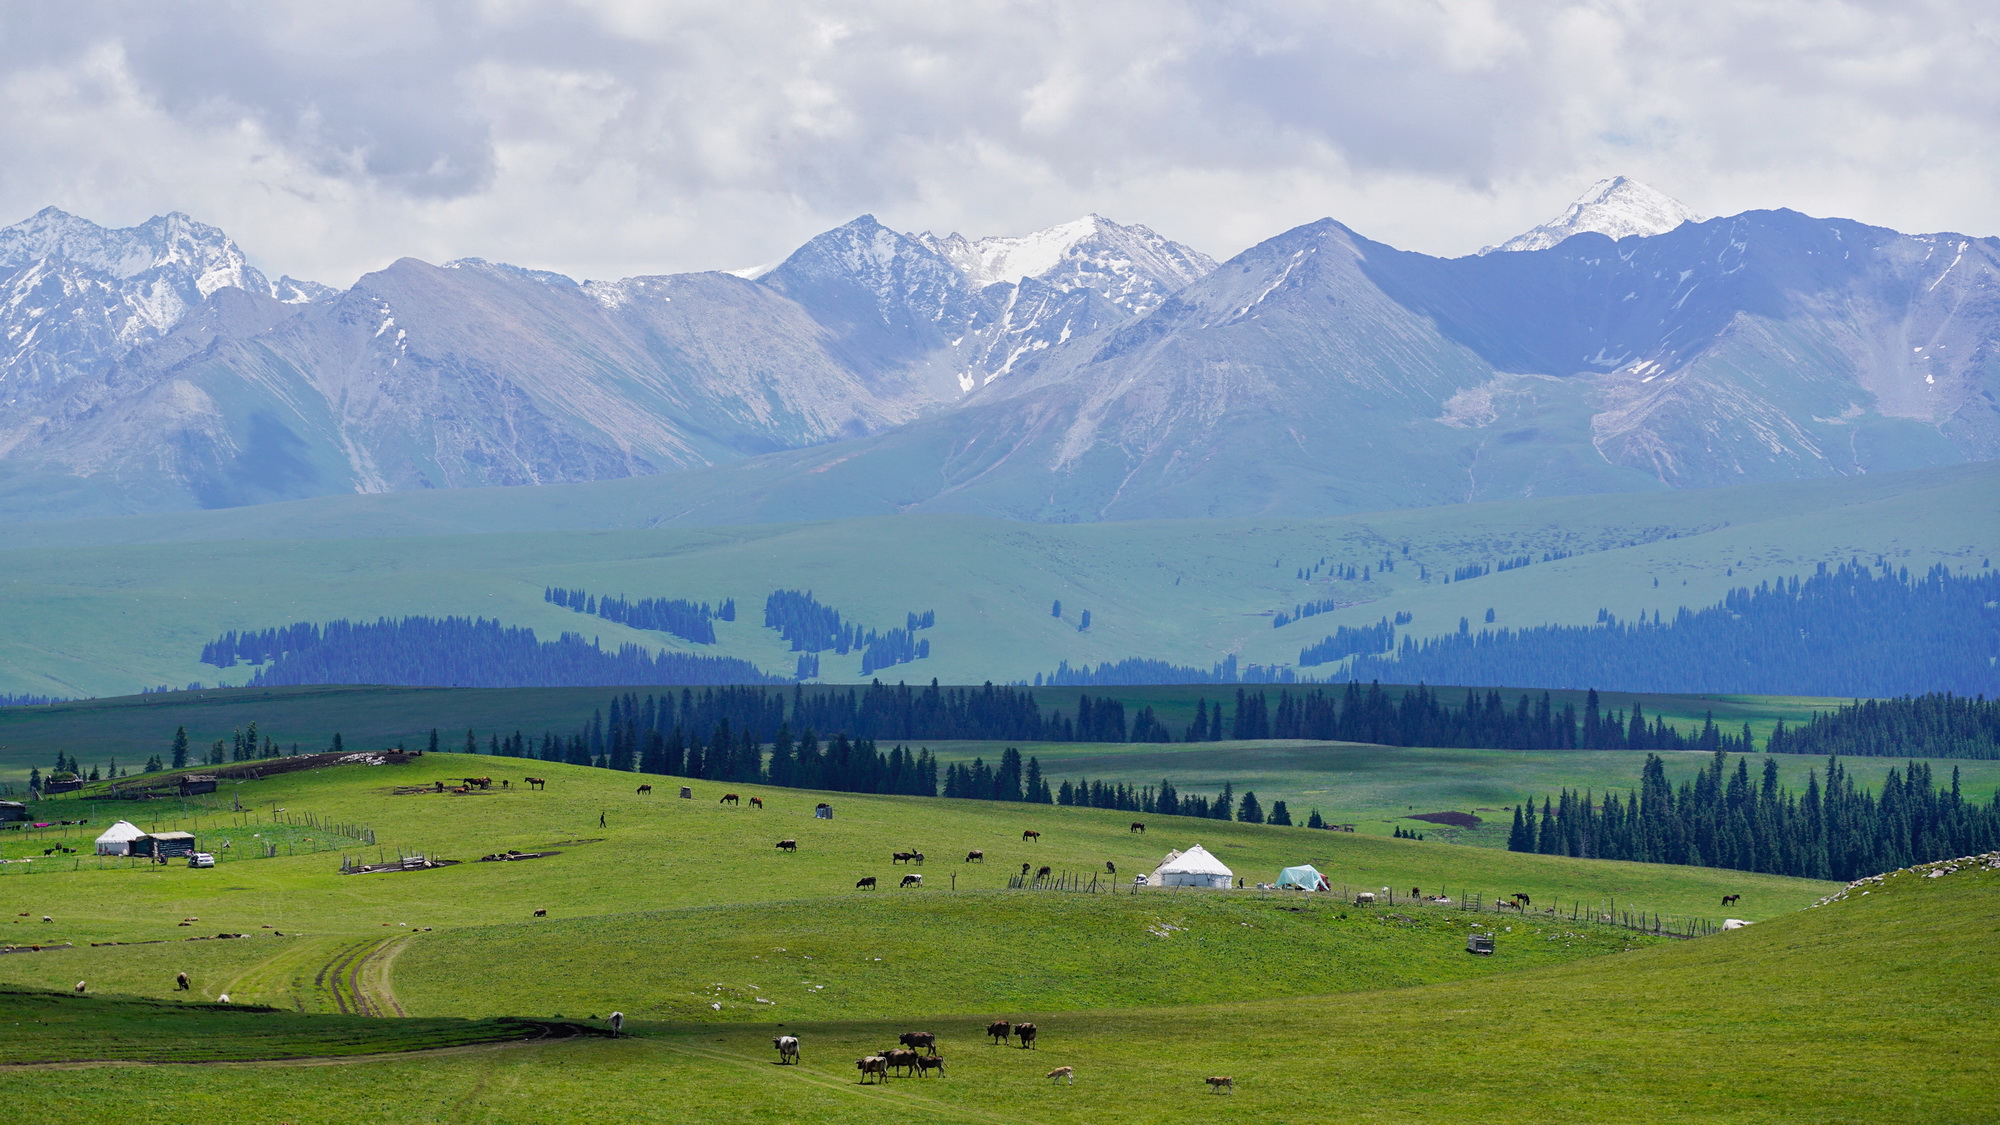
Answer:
2, 1, 1997, 286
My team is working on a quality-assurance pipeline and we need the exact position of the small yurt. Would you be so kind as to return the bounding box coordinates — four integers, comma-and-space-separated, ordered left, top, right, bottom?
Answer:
1277, 864, 1330, 891
95, 820, 147, 856
1154, 845, 1234, 889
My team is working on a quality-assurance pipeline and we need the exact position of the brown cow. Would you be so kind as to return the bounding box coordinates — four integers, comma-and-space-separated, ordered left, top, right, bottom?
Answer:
856, 1055, 888, 1083
1022, 829, 1041, 842
898, 1031, 938, 1055
916, 1055, 946, 1076
856, 876, 877, 890
749, 797, 764, 809
525, 777, 546, 790
1016, 1022, 1038, 1049
964, 849, 984, 862
776, 838, 798, 852
892, 851, 917, 864
987, 1020, 1011, 1044
637, 785, 652, 795
882, 1048, 920, 1075
1130, 822, 1145, 833
1206, 1076, 1234, 1093
720, 793, 740, 806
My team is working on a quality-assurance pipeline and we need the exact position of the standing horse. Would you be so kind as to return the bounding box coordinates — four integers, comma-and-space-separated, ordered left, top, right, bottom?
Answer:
524, 777, 546, 790
749, 797, 764, 809
1022, 829, 1041, 842
1130, 822, 1145, 833
720, 793, 740, 806
636, 785, 652, 795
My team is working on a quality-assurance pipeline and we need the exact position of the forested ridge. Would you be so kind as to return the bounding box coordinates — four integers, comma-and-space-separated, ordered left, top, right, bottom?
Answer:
201, 617, 784, 687
544, 586, 734, 644
1508, 750, 2000, 881
1349, 562, 1997, 696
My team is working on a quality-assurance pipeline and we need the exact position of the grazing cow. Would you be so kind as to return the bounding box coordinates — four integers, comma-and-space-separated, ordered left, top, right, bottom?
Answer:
893, 851, 916, 864
856, 1055, 888, 1083
1035, 866, 1052, 881
1045, 1065, 1073, 1085
749, 797, 763, 810
1206, 1076, 1234, 1093
1354, 892, 1376, 905
1105, 861, 1117, 875
901, 874, 924, 888
909, 851, 924, 865
1130, 822, 1145, 833
987, 1020, 1011, 1044
917, 1055, 946, 1076
856, 876, 877, 890
721, 793, 740, 806
964, 850, 984, 863
1722, 894, 1741, 906
883, 1048, 920, 1075
899, 1031, 938, 1055
773, 1035, 800, 1064
608, 1012, 624, 1037
533, 908, 548, 917
525, 777, 546, 790
776, 838, 798, 852
1015, 1022, 1038, 1049
1022, 829, 1041, 842
175, 972, 190, 991
636, 785, 652, 795
73, 981, 86, 994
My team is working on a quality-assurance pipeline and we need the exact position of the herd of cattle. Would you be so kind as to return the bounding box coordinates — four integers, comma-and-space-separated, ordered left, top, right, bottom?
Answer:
765, 1023, 1235, 1091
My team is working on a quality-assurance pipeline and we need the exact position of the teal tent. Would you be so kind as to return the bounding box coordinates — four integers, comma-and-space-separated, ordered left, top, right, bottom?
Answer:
1276, 865, 1329, 891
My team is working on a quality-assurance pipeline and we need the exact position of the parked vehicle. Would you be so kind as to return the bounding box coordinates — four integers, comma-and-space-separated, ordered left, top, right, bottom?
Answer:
187, 852, 216, 868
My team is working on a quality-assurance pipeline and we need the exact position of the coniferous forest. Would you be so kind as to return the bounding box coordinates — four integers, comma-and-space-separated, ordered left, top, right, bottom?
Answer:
202, 617, 784, 687
544, 586, 734, 644
1508, 750, 2000, 881
1348, 562, 1997, 696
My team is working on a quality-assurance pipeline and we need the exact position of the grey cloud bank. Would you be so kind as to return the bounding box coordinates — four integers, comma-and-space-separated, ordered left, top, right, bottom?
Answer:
3, 1, 1997, 286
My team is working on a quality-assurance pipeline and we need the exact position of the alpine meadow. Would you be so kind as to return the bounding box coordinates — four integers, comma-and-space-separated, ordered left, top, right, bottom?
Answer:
3, 7, 1998, 1124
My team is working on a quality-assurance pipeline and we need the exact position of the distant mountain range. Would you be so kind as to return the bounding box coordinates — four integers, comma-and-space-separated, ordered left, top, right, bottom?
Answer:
1, 183, 1995, 523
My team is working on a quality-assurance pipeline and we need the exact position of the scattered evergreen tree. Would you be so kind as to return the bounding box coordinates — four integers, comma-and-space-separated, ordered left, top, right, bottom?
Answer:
170, 726, 189, 769
1306, 808, 1325, 829
1269, 800, 1292, 826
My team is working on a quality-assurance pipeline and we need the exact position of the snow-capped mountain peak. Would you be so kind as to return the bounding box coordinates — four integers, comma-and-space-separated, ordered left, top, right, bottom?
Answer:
1482, 177, 1705, 255
0, 207, 326, 303
916, 215, 1215, 315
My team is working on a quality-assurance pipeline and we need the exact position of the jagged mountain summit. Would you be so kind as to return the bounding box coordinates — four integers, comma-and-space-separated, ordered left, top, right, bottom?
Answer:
915, 214, 1216, 315
1482, 177, 1705, 254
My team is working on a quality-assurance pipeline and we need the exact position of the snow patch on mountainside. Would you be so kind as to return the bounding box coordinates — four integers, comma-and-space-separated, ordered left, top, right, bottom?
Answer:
1482, 177, 1704, 255
916, 214, 1215, 315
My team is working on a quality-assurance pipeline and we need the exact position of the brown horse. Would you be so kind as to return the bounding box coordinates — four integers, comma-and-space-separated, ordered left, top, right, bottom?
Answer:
720, 793, 740, 806
1722, 893, 1741, 906
525, 777, 546, 790
636, 784, 652, 795
1022, 829, 1041, 842
750, 796, 764, 809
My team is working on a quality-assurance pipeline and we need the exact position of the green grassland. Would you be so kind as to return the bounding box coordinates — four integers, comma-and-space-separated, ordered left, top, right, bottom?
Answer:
1, 462, 1994, 698
0, 796, 1989, 1123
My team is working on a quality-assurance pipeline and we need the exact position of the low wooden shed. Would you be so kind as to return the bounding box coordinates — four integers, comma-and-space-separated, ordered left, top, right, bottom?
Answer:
177, 774, 218, 796
134, 830, 198, 859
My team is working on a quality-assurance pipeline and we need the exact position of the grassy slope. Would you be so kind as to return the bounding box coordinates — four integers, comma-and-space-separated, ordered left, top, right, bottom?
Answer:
0, 755, 1824, 1007
0, 462, 1994, 697
0, 837, 1989, 1123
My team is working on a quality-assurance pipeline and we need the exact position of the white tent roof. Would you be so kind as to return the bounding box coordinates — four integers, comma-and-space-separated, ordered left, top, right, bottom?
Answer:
95, 820, 146, 844
1277, 864, 1328, 889
1155, 844, 1233, 878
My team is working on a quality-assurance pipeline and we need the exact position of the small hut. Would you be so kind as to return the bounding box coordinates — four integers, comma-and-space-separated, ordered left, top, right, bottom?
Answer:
134, 830, 198, 859
177, 774, 218, 796
0, 801, 27, 824
95, 820, 148, 855
1153, 845, 1234, 889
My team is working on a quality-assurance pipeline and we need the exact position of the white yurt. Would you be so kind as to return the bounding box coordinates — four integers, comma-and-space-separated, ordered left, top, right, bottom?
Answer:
95, 820, 147, 856
1154, 845, 1234, 889
1277, 864, 1330, 891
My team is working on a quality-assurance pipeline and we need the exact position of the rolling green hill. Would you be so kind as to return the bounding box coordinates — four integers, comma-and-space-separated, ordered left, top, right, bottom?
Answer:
0, 751, 1989, 1124
1, 462, 1994, 698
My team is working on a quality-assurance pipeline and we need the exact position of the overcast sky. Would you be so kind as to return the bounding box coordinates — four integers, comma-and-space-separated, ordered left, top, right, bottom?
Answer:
3, 1, 1996, 286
